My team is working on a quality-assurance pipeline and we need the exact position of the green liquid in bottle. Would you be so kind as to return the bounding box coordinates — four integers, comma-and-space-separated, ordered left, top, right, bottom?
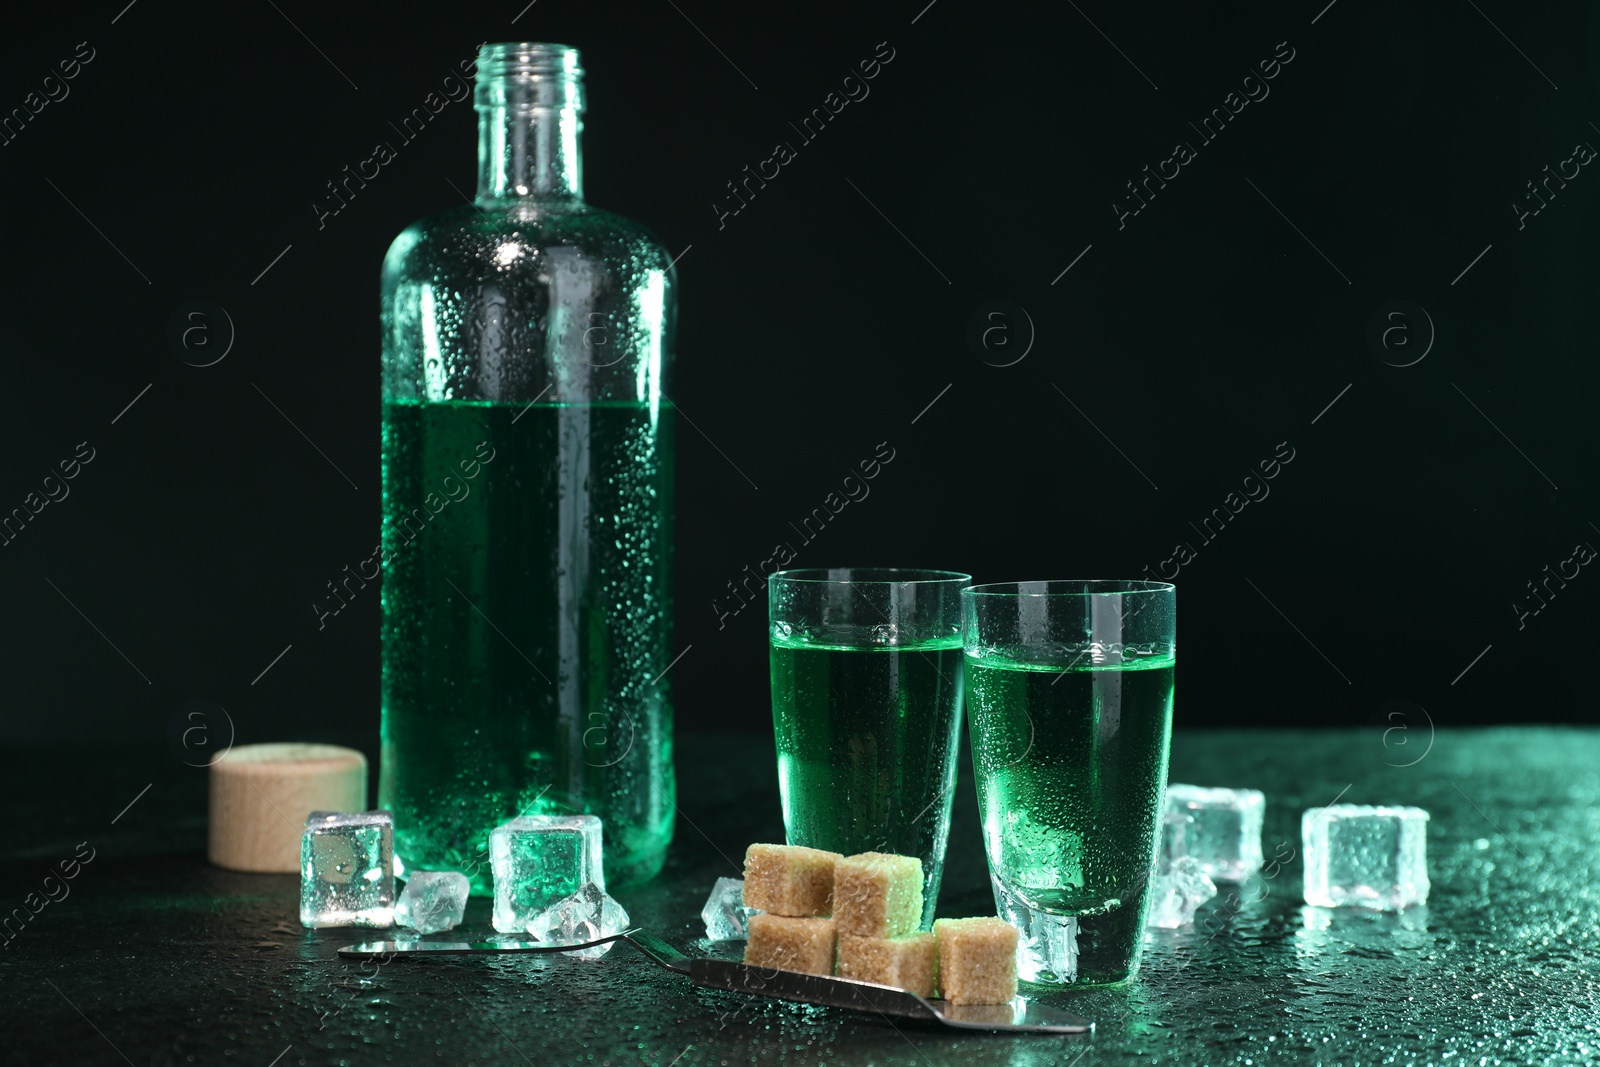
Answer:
966, 653, 1174, 984
380, 398, 674, 891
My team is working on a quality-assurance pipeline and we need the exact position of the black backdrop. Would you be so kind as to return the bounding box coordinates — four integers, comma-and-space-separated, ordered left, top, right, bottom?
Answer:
1, 1, 1596, 751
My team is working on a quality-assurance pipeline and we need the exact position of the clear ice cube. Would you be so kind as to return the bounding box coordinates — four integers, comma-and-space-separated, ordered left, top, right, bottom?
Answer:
1157, 808, 1189, 873
489, 814, 604, 934
1146, 856, 1217, 929
527, 883, 630, 958
990, 874, 1077, 983
1302, 804, 1429, 911
1164, 784, 1265, 882
300, 810, 395, 929
395, 870, 470, 934
701, 877, 762, 940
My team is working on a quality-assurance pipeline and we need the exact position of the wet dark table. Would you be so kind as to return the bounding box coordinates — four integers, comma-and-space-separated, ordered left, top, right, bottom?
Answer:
3, 728, 1597, 1066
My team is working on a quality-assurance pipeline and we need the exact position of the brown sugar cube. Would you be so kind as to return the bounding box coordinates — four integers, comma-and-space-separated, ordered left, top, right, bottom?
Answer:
743, 843, 842, 917
833, 852, 923, 938
837, 933, 938, 998
933, 917, 1019, 1005
743, 914, 837, 976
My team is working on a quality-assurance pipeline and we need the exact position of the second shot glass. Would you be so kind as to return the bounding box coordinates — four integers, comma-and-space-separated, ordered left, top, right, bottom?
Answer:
963, 579, 1176, 985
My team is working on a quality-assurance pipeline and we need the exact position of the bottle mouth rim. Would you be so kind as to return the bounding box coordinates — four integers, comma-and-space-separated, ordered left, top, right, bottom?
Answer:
477, 42, 584, 79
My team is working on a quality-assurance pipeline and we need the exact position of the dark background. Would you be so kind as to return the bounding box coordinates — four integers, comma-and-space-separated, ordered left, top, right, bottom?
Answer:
1, 0, 1596, 752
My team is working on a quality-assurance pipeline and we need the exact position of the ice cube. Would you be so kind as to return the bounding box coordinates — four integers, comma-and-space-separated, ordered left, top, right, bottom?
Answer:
299, 810, 395, 928
1146, 856, 1217, 929
1164, 784, 1265, 882
489, 814, 604, 934
701, 877, 762, 940
527, 883, 630, 959
1302, 804, 1429, 911
990, 874, 1077, 983
1157, 808, 1190, 873
395, 870, 470, 934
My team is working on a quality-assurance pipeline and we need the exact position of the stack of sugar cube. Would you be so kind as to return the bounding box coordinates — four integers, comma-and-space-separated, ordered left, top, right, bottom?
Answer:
741, 843, 848, 977
739, 843, 1018, 1005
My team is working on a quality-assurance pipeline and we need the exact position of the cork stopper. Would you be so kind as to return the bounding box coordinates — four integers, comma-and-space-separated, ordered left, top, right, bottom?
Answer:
208, 743, 368, 873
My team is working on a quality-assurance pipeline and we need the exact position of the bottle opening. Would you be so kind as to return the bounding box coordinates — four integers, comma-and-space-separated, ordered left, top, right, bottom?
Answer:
475, 42, 584, 111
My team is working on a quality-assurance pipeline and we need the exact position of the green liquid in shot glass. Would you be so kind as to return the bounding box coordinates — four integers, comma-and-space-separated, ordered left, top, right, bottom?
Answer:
770, 632, 965, 929
966, 651, 1174, 984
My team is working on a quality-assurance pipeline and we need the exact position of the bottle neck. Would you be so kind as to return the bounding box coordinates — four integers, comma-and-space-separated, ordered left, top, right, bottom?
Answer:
476, 105, 583, 203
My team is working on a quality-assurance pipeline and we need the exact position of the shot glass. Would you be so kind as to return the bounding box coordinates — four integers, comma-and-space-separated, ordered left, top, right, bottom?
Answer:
768, 567, 971, 930
963, 580, 1176, 985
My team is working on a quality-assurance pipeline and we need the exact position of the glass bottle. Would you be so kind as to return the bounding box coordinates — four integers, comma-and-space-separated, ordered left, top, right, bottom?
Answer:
378, 42, 675, 891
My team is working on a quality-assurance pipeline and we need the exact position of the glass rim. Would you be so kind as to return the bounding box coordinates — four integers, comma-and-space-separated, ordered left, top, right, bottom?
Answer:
768, 567, 972, 587
963, 579, 1175, 598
